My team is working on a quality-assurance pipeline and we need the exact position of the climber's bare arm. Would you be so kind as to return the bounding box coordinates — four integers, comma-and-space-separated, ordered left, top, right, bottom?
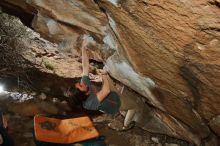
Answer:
0, 134, 3, 144
0, 115, 7, 144
81, 41, 89, 76
96, 75, 110, 102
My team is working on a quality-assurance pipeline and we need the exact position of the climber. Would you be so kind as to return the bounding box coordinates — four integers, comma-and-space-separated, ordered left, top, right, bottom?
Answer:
69, 35, 136, 131
0, 111, 14, 146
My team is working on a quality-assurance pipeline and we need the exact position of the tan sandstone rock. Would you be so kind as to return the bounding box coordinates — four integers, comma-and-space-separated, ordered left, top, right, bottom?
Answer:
0, 0, 220, 145
209, 115, 220, 136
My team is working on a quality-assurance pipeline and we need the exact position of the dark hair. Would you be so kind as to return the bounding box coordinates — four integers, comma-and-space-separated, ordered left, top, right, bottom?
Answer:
69, 87, 88, 108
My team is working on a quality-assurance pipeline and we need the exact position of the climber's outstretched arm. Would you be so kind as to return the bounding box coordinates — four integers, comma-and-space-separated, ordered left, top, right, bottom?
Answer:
81, 41, 89, 76
96, 75, 110, 102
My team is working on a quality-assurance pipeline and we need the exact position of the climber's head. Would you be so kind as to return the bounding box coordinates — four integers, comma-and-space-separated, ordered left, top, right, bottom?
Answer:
74, 82, 88, 92
67, 85, 88, 107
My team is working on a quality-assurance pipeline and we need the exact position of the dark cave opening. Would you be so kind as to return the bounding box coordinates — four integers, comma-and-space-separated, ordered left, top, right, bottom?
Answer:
0, 1, 35, 28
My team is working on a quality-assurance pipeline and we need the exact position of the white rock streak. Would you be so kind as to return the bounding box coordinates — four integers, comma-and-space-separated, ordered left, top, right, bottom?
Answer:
107, 15, 117, 34
103, 32, 117, 50
103, 12, 163, 110
105, 56, 165, 110
47, 19, 60, 35
106, 0, 120, 6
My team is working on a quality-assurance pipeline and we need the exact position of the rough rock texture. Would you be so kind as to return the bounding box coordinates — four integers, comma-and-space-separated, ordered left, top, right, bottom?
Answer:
99, 1, 220, 145
0, 0, 220, 145
209, 115, 220, 136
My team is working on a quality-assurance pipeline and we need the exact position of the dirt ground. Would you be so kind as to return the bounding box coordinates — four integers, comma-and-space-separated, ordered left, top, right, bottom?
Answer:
0, 92, 192, 146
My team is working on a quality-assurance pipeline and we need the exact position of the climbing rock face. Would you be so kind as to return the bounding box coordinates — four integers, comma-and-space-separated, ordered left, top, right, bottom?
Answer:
0, 0, 220, 145
29, 0, 108, 51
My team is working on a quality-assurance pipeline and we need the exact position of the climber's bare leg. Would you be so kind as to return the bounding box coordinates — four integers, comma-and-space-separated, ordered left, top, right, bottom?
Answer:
123, 109, 136, 128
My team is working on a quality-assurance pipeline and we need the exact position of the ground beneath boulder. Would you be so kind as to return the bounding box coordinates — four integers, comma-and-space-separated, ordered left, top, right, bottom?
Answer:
0, 92, 191, 146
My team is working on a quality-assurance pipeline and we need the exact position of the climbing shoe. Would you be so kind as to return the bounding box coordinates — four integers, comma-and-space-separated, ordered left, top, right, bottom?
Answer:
108, 121, 135, 131
121, 121, 135, 131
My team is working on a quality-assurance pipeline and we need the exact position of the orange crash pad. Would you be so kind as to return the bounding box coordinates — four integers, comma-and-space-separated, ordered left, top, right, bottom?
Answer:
34, 115, 99, 144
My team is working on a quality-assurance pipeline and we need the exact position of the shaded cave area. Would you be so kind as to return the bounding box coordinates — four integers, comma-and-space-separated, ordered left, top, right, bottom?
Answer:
0, 1, 35, 28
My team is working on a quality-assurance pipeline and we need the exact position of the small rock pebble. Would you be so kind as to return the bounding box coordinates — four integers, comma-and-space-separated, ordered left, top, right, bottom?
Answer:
52, 98, 59, 103
38, 93, 47, 100
9, 92, 34, 102
30, 92, 37, 96
151, 137, 159, 143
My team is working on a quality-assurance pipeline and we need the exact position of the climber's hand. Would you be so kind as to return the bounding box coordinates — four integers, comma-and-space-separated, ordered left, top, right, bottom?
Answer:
101, 74, 108, 82
3, 115, 7, 129
81, 38, 89, 49
99, 69, 108, 75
